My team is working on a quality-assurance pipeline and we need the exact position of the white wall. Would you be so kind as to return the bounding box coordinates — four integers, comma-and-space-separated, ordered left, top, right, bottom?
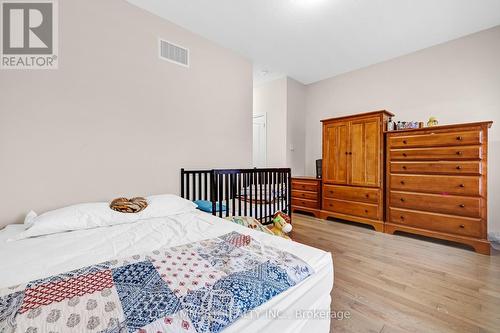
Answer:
286, 78, 306, 176
0, 0, 253, 227
253, 77, 306, 175
305, 25, 500, 238
253, 77, 287, 167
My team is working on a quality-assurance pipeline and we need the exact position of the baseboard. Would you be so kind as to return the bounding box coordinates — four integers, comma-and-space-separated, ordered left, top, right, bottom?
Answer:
488, 232, 500, 250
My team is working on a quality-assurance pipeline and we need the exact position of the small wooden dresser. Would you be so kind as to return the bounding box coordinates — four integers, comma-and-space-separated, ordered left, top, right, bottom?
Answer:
385, 122, 492, 254
291, 177, 322, 217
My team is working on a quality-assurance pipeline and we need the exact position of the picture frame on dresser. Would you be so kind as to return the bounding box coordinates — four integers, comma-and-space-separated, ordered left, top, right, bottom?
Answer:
384, 121, 493, 255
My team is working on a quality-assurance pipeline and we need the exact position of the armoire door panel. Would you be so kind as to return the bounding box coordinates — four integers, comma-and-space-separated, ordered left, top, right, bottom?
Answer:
323, 122, 349, 184
349, 117, 380, 187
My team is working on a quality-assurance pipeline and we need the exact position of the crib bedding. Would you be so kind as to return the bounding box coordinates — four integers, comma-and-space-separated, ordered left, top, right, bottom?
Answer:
215, 199, 289, 221
0, 211, 333, 333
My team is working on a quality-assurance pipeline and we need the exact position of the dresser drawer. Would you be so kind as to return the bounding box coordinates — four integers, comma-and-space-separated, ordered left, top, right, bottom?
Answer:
292, 190, 318, 200
323, 185, 379, 203
323, 198, 379, 220
390, 146, 481, 161
390, 161, 481, 175
292, 181, 319, 193
389, 131, 481, 148
292, 198, 319, 209
390, 174, 480, 196
390, 191, 481, 218
389, 208, 482, 238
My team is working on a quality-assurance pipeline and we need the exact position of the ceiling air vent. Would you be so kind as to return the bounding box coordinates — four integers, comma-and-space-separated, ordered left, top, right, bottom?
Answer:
159, 39, 189, 67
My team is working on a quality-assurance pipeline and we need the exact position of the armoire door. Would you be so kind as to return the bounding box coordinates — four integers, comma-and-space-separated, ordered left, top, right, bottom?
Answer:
323, 121, 349, 184
349, 116, 380, 187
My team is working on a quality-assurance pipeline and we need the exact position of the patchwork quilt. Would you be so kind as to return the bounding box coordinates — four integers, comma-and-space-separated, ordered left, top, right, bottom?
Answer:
0, 232, 313, 333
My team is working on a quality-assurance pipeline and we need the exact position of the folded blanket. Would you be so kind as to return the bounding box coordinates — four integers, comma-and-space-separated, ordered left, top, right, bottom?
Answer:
0, 232, 313, 333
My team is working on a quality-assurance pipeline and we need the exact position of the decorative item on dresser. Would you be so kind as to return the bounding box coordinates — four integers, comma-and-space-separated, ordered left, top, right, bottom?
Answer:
320, 110, 394, 231
385, 121, 493, 255
291, 176, 322, 218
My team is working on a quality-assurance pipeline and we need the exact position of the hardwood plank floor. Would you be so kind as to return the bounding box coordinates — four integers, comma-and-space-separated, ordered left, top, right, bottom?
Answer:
290, 213, 500, 333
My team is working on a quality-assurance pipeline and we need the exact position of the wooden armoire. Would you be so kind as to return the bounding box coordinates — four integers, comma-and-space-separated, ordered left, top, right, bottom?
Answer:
320, 110, 393, 231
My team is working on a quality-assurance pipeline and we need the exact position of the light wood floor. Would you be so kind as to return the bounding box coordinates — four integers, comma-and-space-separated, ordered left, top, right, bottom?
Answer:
291, 213, 500, 333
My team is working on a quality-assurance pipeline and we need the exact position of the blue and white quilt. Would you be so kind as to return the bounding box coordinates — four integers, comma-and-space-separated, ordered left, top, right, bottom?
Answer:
0, 232, 313, 333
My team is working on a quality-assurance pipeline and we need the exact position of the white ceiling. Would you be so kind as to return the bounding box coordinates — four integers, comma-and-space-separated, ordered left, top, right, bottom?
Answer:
127, 0, 500, 84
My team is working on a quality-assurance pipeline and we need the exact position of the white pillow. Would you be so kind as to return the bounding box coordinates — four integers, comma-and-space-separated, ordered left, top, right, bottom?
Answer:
11, 194, 197, 240
23, 210, 38, 229
146, 194, 197, 217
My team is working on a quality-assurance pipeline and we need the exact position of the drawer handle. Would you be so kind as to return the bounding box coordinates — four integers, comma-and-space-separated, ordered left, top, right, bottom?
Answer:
402, 165, 407, 170
400, 198, 405, 202
456, 165, 462, 170
364, 209, 368, 213
459, 204, 465, 208
459, 224, 465, 229
456, 151, 463, 155
400, 180, 405, 185
459, 184, 465, 188
403, 140, 407, 144
402, 153, 407, 157
456, 136, 463, 141
400, 215, 405, 220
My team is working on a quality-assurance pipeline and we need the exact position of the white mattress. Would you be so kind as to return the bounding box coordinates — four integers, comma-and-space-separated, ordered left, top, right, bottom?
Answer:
0, 211, 333, 332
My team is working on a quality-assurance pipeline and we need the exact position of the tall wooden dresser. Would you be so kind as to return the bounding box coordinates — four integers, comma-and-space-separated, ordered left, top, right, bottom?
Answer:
385, 122, 492, 254
291, 177, 322, 217
321, 110, 393, 231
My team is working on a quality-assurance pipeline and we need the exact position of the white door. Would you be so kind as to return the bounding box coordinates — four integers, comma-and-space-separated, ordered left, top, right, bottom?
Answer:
253, 114, 267, 167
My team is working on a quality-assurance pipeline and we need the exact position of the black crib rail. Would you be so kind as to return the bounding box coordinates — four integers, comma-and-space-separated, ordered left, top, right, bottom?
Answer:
180, 168, 291, 225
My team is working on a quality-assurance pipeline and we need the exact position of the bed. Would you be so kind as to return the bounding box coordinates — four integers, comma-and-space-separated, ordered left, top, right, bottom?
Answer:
0, 201, 333, 333
181, 168, 291, 224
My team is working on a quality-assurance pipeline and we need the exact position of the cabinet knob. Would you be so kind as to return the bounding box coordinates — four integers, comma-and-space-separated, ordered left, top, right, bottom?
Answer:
459, 204, 465, 208
349, 152, 352, 155
456, 136, 463, 141
459, 224, 465, 228
402, 153, 407, 157
456, 151, 463, 155
364, 209, 368, 213
365, 193, 370, 198
456, 165, 462, 170
459, 184, 465, 188
400, 215, 405, 220
403, 140, 407, 144
402, 165, 407, 170
345, 152, 349, 155
400, 198, 405, 202
400, 180, 405, 185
